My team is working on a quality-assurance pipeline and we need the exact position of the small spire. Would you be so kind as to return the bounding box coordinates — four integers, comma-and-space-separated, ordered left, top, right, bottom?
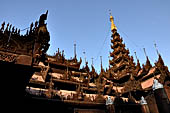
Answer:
91, 57, 94, 66
74, 41, 77, 59
83, 50, 86, 65
109, 10, 117, 31
143, 48, 147, 58
134, 51, 138, 61
100, 56, 103, 69
154, 43, 159, 56
143, 48, 150, 61
134, 51, 141, 69
143, 48, 152, 71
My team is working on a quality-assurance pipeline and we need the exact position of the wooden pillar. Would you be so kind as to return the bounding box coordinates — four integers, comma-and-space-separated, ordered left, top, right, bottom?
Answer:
106, 104, 115, 113
141, 104, 150, 113
152, 79, 170, 113
154, 88, 170, 113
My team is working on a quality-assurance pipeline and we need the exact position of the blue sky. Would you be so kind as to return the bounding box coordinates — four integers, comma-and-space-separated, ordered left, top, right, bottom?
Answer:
0, 0, 170, 72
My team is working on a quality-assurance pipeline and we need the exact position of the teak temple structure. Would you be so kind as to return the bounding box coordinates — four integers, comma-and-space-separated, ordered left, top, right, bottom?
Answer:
0, 11, 169, 113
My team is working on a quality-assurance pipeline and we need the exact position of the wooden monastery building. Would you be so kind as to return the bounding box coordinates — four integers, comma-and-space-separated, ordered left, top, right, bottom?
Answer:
0, 11, 169, 113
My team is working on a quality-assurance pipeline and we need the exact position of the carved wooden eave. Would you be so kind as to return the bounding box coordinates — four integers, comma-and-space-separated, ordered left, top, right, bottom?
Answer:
111, 46, 125, 55
47, 54, 82, 67
111, 41, 125, 49
154, 54, 169, 84
110, 55, 129, 66
140, 67, 156, 81
121, 79, 142, 94
111, 45, 121, 53
52, 78, 86, 86
71, 71, 88, 77
110, 69, 131, 81
47, 59, 81, 70
111, 43, 125, 51
82, 86, 98, 92
115, 52, 126, 60
110, 62, 131, 74
115, 59, 129, 68
156, 66, 169, 84
0, 51, 32, 66
110, 85, 124, 94
111, 34, 122, 43
63, 99, 105, 106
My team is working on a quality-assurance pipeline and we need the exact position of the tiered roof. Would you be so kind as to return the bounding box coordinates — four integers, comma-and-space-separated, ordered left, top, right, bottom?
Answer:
108, 14, 136, 83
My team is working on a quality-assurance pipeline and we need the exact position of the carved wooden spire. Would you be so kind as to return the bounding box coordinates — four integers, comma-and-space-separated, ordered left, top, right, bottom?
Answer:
100, 56, 103, 72
108, 13, 135, 83
74, 42, 77, 59
143, 48, 152, 71
154, 43, 165, 67
134, 52, 141, 73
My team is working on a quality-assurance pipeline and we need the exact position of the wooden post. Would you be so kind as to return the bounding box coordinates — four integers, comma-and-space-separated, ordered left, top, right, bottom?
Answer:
154, 88, 170, 113
152, 79, 170, 113
141, 104, 150, 113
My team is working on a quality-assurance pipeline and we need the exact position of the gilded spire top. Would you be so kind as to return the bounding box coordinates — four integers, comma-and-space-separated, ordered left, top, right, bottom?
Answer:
109, 11, 117, 31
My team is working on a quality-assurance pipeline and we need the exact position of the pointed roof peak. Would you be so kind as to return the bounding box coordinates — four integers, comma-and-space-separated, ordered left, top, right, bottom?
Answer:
154, 43, 160, 56
134, 51, 138, 60
100, 56, 103, 70
143, 48, 148, 58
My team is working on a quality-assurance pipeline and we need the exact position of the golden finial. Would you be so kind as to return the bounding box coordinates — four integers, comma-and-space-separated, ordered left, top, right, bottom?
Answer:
109, 10, 117, 31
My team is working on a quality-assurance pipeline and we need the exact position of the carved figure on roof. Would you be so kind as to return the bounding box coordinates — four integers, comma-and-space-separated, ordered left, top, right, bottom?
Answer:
12, 26, 15, 33
29, 22, 33, 34
33, 21, 38, 32
35, 21, 38, 27
1, 22, 5, 31
18, 29, 20, 35
84, 61, 90, 72
15, 28, 17, 34
9, 24, 12, 32
5, 23, 9, 31
39, 10, 48, 26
